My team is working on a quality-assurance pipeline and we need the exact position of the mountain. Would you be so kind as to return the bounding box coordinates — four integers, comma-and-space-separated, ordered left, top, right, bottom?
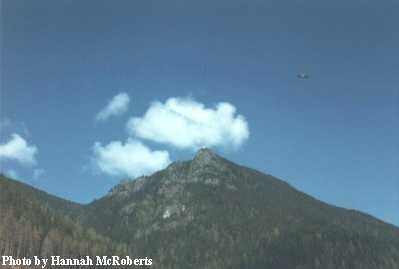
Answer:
1, 148, 399, 268
0, 175, 128, 264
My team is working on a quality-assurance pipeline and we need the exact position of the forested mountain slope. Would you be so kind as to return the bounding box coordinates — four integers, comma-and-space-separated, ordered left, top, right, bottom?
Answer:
0, 175, 127, 267
82, 149, 399, 268
1, 149, 398, 269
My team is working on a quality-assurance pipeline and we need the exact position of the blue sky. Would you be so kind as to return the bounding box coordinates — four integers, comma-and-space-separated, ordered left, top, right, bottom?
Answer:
1, 0, 398, 226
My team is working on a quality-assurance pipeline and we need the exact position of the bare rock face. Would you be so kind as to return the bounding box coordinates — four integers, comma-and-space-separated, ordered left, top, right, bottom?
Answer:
190, 148, 227, 172
98, 148, 240, 239
192, 148, 219, 166
108, 176, 148, 197
108, 148, 234, 199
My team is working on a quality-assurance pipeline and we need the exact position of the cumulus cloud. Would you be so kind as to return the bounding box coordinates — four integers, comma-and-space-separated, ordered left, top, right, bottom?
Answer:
126, 97, 249, 150
96, 92, 130, 121
0, 134, 38, 165
92, 139, 171, 178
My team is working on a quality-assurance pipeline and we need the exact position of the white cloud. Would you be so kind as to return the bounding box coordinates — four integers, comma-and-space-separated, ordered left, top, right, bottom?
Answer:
33, 168, 45, 180
92, 139, 171, 178
0, 134, 38, 165
127, 97, 249, 150
96, 92, 130, 121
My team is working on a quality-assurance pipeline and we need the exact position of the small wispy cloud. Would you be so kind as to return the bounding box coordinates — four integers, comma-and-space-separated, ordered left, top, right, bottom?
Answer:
0, 118, 30, 137
5, 169, 19, 179
33, 168, 45, 180
92, 138, 171, 178
0, 118, 11, 129
126, 97, 249, 150
96, 92, 130, 121
0, 133, 38, 166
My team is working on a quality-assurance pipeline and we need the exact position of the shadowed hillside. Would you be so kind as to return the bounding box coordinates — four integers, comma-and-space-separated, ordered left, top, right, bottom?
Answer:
0, 175, 128, 268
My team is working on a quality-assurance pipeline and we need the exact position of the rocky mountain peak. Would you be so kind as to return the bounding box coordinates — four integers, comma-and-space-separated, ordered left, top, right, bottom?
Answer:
107, 149, 226, 198
192, 148, 220, 165
189, 148, 234, 181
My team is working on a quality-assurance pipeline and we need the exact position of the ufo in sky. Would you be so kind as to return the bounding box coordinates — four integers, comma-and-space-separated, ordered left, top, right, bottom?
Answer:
297, 73, 310, 79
